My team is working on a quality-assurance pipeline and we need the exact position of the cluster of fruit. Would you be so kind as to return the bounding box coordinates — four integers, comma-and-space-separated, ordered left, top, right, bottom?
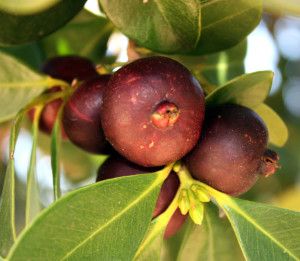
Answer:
30, 55, 279, 238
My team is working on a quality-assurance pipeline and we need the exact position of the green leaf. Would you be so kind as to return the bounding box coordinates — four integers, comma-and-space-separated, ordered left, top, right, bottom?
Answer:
135, 188, 179, 261
99, 0, 201, 54
167, 205, 244, 261
264, 0, 300, 16
51, 107, 62, 200
41, 10, 113, 63
0, 112, 24, 257
135, 229, 164, 261
7, 166, 173, 260
25, 107, 42, 227
0, 43, 45, 69
205, 186, 300, 261
193, 0, 262, 55
0, 52, 49, 123
206, 71, 274, 109
253, 103, 289, 147
0, 0, 87, 45
193, 40, 247, 89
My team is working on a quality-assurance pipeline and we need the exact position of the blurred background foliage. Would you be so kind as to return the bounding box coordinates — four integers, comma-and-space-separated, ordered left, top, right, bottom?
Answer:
0, 0, 300, 232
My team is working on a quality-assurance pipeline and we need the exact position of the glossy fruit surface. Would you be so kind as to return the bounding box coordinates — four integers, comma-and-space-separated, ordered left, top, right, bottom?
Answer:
97, 156, 186, 237
101, 56, 205, 167
42, 55, 98, 83
185, 104, 279, 196
63, 75, 111, 154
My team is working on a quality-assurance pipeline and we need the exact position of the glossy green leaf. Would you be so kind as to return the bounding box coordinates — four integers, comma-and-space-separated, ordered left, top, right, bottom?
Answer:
7, 167, 172, 260
0, 112, 23, 257
0, 52, 48, 123
193, 0, 262, 55
206, 71, 274, 109
168, 205, 244, 261
41, 10, 113, 63
51, 107, 62, 200
99, 0, 201, 54
204, 185, 300, 261
254, 103, 289, 147
25, 107, 42, 227
0, 0, 87, 45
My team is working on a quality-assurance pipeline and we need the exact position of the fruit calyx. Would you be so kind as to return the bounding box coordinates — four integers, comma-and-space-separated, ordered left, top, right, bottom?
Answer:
259, 149, 280, 177
151, 101, 180, 129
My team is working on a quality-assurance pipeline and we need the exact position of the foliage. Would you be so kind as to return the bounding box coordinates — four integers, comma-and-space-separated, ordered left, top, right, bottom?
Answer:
0, 1, 298, 261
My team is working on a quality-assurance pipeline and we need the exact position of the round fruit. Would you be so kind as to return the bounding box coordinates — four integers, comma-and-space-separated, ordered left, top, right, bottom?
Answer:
42, 55, 98, 83
101, 56, 205, 167
27, 86, 67, 138
97, 156, 187, 237
29, 56, 98, 137
62, 75, 111, 154
185, 104, 279, 196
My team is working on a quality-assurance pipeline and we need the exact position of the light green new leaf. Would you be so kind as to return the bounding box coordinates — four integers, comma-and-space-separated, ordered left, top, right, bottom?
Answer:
254, 103, 289, 147
135, 189, 180, 261
173, 205, 244, 261
99, 0, 201, 54
7, 167, 172, 260
135, 229, 164, 261
0, 52, 48, 123
41, 10, 113, 63
0, 112, 23, 257
51, 108, 62, 201
206, 71, 274, 109
205, 186, 300, 261
193, 0, 262, 54
25, 107, 42, 227
264, 0, 300, 16
0, 0, 86, 45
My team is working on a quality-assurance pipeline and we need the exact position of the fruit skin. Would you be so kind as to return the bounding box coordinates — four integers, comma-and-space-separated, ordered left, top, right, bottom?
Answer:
42, 55, 98, 83
97, 156, 187, 237
27, 86, 68, 138
185, 104, 279, 196
29, 56, 98, 137
101, 56, 205, 167
62, 75, 111, 154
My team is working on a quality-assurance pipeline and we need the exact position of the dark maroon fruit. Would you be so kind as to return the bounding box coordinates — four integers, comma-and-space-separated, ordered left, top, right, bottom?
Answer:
42, 55, 98, 83
28, 87, 67, 139
101, 56, 205, 167
29, 56, 98, 137
97, 156, 186, 237
185, 104, 279, 196
62, 75, 111, 154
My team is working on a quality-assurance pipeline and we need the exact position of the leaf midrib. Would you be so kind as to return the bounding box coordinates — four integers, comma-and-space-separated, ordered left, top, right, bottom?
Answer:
60, 176, 161, 260
202, 6, 258, 32
152, 0, 201, 49
222, 200, 299, 260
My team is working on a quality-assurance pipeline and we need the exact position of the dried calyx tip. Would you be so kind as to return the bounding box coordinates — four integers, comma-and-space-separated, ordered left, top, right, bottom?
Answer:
260, 149, 280, 177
